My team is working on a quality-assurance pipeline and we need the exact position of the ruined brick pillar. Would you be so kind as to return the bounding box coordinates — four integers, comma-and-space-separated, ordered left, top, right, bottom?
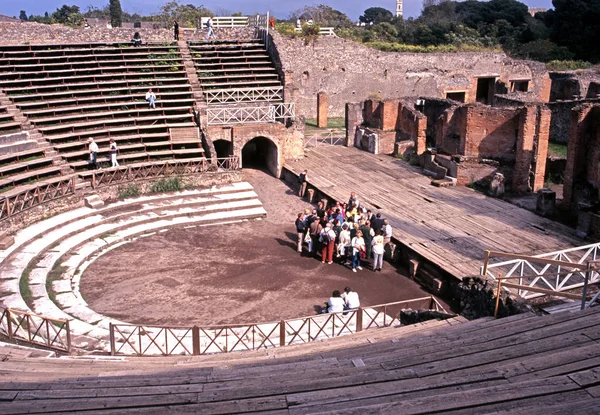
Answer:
513, 105, 551, 193
532, 107, 551, 192
416, 116, 427, 155
317, 92, 328, 128
345, 102, 363, 147
513, 106, 537, 193
381, 100, 399, 131
563, 105, 595, 208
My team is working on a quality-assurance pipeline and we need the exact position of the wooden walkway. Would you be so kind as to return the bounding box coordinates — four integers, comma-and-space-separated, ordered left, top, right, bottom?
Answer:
284, 146, 581, 280
0, 308, 599, 413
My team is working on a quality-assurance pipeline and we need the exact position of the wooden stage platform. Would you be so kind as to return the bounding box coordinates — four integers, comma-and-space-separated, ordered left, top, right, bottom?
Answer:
284, 146, 581, 281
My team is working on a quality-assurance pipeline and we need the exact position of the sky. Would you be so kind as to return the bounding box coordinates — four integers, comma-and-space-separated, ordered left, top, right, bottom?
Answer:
2, 0, 555, 20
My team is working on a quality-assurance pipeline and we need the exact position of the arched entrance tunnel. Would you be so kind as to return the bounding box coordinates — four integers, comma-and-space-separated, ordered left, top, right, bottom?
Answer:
241, 136, 279, 176
213, 139, 232, 159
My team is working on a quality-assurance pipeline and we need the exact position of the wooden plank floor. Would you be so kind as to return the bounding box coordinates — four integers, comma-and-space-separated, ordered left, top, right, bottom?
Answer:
284, 146, 581, 280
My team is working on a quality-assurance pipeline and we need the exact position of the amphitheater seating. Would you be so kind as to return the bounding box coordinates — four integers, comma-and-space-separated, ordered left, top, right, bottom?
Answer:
0, 308, 597, 413
0, 105, 21, 135
0, 43, 204, 178
189, 39, 283, 104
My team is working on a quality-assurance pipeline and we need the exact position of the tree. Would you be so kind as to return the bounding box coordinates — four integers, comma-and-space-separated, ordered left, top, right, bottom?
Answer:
360, 7, 394, 25
109, 0, 123, 28
19, 10, 28, 21
51, 5, 83, 27
158, 1, 213, 28
544, 0, 600, 62
289, 4, 353, 28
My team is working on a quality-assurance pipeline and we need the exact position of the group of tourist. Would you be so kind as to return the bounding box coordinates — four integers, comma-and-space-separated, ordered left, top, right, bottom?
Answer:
322, 287, 360, 314
295, 170, 393, 273
87, 137, 119, 170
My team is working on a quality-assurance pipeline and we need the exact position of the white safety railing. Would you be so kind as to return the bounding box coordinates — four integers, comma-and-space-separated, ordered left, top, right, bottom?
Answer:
199, 16, 249, 29
207, 103, 294, 125
481, 244, 600, 299
205, 87, 283, 105
305, 131, 345, 148
294, 27, 336, 36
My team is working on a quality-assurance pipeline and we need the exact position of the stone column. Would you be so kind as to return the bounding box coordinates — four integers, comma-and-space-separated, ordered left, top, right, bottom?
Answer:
317, 92, 328, 128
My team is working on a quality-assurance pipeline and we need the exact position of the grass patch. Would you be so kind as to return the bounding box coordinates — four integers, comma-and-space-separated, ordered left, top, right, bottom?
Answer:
366, 42, 501, 53
46, 264, 67, 305
305, 117, 346, 130
117, 183, 141, 199
20, 254, 43, 306
548, 142, 568, 159
150, 177, 183, 193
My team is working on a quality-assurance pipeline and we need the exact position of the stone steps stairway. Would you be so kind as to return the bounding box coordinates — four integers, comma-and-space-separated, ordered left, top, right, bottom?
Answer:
0, 90, 72, 174
0, 182, 266, 353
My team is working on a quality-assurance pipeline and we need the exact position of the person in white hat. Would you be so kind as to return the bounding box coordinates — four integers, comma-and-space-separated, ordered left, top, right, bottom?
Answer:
88, 138, 99, 170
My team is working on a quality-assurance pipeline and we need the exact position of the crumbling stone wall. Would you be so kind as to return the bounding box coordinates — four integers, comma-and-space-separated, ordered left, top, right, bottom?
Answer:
563, 104, 600, 209
269, 31, 550, 118
549, 71, 600, 101
0, 21, 254, 45
346, 99, 426, 156
461, 105, 520, 159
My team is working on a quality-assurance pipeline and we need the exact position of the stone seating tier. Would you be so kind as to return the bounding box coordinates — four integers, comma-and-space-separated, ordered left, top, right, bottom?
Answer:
1, 58, 183, 74
0, 70, 188, 89
0, 48, 183, 64
43, 123, 197, 144
0, 65, 191, 81
23, 99, 195, 119
0, 42, 178, 54
8, 84, 192, 103
3, 77, 190, 96
30, 105, 194, 126
17, 95, 194, 112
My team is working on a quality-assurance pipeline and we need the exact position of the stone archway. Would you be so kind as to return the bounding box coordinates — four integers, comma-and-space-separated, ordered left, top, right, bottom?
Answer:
241, 136, 279, 176
213, 139, 233, 159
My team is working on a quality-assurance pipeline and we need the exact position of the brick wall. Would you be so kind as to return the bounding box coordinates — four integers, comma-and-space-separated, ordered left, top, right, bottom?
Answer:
461, 106, 520, 159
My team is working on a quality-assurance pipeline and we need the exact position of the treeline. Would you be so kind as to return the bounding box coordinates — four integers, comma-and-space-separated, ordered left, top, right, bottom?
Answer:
284, 0, 600, 64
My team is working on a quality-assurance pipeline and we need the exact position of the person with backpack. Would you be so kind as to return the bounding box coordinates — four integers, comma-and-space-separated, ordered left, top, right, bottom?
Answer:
309, 216, 322, 258
298, 169, 308, 198
320, 223, 336, 264
295, 213, 306, 254
205, 17, 216, 41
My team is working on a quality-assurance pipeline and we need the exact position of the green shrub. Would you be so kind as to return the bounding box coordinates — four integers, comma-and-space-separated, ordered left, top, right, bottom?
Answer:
150, 177, 182, 193
117, 183, 141, 199
364, 42, 500, 53
546, 60, 592, 71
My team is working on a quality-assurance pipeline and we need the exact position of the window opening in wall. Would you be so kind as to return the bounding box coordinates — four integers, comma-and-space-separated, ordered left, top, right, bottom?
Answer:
445, 91, 466, 103
213, 139, 232, 159
510, 80, 530, 93
476, 77, 496, 104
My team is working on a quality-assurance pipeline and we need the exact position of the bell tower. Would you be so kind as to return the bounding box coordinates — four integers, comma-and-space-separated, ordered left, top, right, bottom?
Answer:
396, 0, 403, 17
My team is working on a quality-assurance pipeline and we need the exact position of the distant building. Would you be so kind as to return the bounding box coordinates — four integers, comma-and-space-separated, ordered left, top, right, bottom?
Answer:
396, 0, 403, 17
528, 8, 547, 16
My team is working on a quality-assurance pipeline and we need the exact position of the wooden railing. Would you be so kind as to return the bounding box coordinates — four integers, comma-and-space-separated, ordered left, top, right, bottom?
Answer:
481, 247, 600, 299
84, 157, 240, 189
0, 308, 71, 352
204, 87, 283, 105
0, 177, 75, 221
305, 131, 345, 148
206, 103, 295, 125
294, 27, 336, 36
109, 296, 446, 356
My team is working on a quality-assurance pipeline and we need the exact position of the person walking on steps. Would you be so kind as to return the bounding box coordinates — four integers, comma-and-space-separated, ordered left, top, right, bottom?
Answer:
88, 138, 99, 170
205, 17, 216, 41
173, 20, 180, 41
109, 138, 119, 168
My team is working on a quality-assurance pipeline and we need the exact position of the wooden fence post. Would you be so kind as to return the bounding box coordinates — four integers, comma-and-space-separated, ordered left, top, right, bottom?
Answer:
6, 309, 12, 339
65, 320, 72, 352
192, 326, 200, 355
356, 308, 363, 332
109, 323, 116, 356
279, 320, 286, 347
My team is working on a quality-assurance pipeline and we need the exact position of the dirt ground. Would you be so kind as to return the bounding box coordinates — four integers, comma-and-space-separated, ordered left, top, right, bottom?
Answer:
81, 169, 441, 326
